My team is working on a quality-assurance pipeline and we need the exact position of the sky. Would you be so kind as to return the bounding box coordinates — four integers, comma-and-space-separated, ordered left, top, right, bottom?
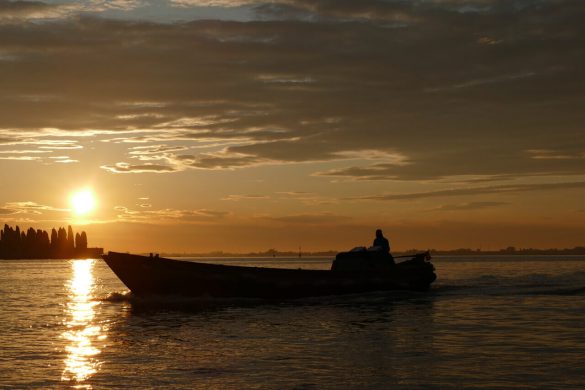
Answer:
0, 0, 583, 253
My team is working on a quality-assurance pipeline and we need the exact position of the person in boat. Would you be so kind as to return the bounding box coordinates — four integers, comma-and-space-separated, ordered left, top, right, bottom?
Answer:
373, 229, 390, 253
373, 229, 394, 264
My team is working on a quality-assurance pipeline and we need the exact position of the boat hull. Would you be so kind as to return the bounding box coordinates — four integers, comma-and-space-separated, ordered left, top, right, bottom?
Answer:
103, 252, 436, 299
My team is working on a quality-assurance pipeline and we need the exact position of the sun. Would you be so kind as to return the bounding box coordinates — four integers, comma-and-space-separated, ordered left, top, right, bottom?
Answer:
70, 189, 96, 216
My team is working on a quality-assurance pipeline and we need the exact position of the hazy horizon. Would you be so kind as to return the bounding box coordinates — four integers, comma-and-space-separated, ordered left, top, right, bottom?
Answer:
1, 0, 583, 253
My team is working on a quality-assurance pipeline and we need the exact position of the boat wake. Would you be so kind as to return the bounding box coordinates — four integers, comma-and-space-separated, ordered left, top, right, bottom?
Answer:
102, 291, 133, 302
434, 284, 585, 297
99, 288, 430, 312
434, 270, 585, 297
101, 290, 278, 312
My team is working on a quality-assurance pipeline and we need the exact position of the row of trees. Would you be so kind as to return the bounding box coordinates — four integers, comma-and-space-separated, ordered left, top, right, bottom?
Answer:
0, 224, 91, 259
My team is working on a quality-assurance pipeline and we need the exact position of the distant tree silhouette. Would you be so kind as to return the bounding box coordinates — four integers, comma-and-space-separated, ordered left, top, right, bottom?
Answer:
1, 224, 18, 257
0, 224, 100, 259
58, 227, 67, 257
50, 228, 58, 255
25, 227, 35, 257
75, 231, 88, 250
67, 225, 75, 252
15, 226, 22, 257
40, 230, 50, 255
80, 232, 88, 250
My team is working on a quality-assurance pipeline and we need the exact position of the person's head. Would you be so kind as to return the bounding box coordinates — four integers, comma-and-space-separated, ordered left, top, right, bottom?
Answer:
376, 229, 383, 238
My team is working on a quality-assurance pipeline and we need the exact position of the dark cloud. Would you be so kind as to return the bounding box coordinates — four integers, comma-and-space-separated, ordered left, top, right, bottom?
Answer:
314, 149, 585, 181
434, 201, 509, 211
100, 163, 178, 173
0, 1, 583, 180
352, 181, 585, 201
128, 145, 189, 155
0, 0, 56, 19
253, 0, 426, 23
189, 152, 265, 170
114, 205, 230, 223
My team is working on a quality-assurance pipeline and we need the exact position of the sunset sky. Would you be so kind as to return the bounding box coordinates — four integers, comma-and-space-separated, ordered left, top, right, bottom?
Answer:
0, 0, 583, 253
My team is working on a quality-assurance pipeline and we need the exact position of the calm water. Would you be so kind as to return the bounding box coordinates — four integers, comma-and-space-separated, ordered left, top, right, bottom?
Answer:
1, 256, 584, 389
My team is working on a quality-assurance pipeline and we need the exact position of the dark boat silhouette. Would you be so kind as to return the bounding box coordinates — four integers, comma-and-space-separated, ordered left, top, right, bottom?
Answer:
102, 251, 436, 299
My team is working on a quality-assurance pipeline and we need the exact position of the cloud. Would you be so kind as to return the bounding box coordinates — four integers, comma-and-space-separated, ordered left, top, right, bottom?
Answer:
263, 212, 351, 225
0, 149, 49, 155
128, 144, 190, 159
222, 194, 269, 201
216, 190, 336, 206
256, 73, 315, 84
100, 162, 179, 173
0, 129, 87, 165
49, 155, 78, 163
433, 201, 509, 211
352, 181, 585, 201
314, 146, 585, 181
0, 1, 583, 181
0, 0, 148, 23
0, 0, 64, 22
114, 205, 230, 223
171, 0, 257, 7
272, 191, 337, 205
0, 200, 74, 224
184, 152, 263, 170
0, 155, 42, 161
275, 191, 312, 196
314, 163, 402, 181
154, 116, 238, 129
0, 201, 68, 216
527, 149, 585, 161
424, 71, 538, 93
251, 0, 420, 23
89, 0, 144, 12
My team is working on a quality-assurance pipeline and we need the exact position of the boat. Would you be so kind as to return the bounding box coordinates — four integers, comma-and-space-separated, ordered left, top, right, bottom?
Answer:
102, 250, 436, 299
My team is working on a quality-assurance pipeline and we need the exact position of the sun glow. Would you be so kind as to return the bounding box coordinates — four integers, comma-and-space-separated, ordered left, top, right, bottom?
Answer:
70, 189, 96, 216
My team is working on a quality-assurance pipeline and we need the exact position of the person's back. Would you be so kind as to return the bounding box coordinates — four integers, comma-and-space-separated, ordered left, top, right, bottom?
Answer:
373, 229, 390, 253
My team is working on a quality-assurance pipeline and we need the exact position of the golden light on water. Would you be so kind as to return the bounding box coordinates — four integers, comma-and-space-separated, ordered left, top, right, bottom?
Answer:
62, 259, 104, 387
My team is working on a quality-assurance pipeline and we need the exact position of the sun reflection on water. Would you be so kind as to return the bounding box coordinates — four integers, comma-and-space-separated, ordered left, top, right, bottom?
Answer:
62, 259, 104, 388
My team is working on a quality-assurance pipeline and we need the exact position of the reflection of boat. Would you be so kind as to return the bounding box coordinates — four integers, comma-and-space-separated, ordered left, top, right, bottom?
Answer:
102, 251, 436, 299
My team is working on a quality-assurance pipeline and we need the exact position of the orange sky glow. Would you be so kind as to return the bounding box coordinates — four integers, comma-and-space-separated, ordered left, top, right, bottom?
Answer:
0, 0, 583, 253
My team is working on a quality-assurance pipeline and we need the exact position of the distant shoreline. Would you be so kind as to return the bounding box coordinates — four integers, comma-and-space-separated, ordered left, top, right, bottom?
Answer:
2, 249, 585, 261
3, 246, 583, 260
154, 246, 585, 258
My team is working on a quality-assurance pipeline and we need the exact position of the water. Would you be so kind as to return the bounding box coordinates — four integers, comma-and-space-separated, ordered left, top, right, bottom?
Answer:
1, 256, 584, 389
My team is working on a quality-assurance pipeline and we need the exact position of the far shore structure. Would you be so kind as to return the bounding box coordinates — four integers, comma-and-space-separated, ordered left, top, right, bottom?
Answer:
0, 224, 103, 259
